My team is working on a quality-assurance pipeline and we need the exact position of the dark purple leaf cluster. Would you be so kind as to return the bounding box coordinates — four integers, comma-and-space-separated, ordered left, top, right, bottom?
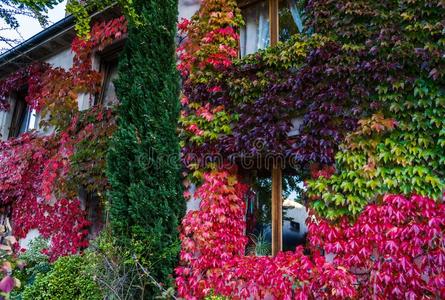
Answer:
181, 40, 398, 169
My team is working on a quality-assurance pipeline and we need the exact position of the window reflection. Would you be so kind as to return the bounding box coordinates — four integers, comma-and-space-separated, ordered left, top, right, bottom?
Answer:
279, 0, 304, 42
245, 173, 307, 255
282, 176, 307, 251
18, 108, 31, 135
246, 176, 272, 256
240, 0, 305, 57
97, 58, 119, 106
240, 1, 270, 57
28, 109, 38, 131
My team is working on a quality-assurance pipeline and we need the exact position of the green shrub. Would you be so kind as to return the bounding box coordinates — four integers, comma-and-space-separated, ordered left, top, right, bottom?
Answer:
12, 237, 52, 300
83, 229, 146, 299
22, 255, 101, 300
15, 238, 52, 284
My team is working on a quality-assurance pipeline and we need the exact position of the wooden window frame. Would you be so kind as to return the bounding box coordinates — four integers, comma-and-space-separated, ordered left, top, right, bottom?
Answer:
268, 0, 282, 257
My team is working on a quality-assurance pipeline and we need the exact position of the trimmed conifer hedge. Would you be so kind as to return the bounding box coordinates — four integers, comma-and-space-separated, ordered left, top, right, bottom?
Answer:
106, 0, 185, 296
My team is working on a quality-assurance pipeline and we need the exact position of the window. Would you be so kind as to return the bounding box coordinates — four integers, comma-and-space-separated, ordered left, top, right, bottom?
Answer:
95, 42, 123, 106
281, 176, 307, 251
8, 90, 36, 138
85, 192, 103, 238
246, 176, 272, 255
240, 1, 270, 56
246, 172, 308, 255
79, 188, 104, 239
239, 0, 305, 56
278, 0, 304, 42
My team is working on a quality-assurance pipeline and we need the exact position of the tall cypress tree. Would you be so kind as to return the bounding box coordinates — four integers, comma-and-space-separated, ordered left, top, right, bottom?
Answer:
106, 0, 185, 296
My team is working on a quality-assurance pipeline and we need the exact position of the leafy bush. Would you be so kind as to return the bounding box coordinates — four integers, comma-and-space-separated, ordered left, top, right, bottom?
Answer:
12, 237, 52, 299
21, 255, 101, 300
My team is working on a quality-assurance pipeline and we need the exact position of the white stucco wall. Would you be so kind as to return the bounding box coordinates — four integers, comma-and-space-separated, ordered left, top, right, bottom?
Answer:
179, 0, 200, 21
19, 229, 41, 250
45, 48, 74, 70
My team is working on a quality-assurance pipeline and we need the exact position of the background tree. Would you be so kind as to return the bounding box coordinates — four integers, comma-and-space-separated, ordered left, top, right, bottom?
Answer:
0, 0, 63, 48
106, 0, 185, 298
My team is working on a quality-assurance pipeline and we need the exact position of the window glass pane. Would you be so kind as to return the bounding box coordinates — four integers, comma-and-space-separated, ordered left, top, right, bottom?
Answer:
28, 109, 38, 131
18, 108, 31, 135
279, 0, 304, 42
282, 175, 307, 251
245, 173, 307, 255
96, 40, 123, 106
246, 176, 272, 256
101, 60, 119, 105
240, 1, 270, 57
9, 95, 28, 138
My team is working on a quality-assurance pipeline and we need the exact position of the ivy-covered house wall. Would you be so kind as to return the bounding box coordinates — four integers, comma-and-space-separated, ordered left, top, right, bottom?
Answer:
0, 1, 196, 252
0, 10, 127, 256
0, 49, 72, 141
0, 0, 443, 299
0, 2, 190, 298
176, 0, 445, 299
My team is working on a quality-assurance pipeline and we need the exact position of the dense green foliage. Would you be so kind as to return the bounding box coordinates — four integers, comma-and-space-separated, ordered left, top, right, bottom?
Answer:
106, 0, 185, 297
84, 230, 148, 299
308, 79, 445, 219
21, 255, 101, 300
